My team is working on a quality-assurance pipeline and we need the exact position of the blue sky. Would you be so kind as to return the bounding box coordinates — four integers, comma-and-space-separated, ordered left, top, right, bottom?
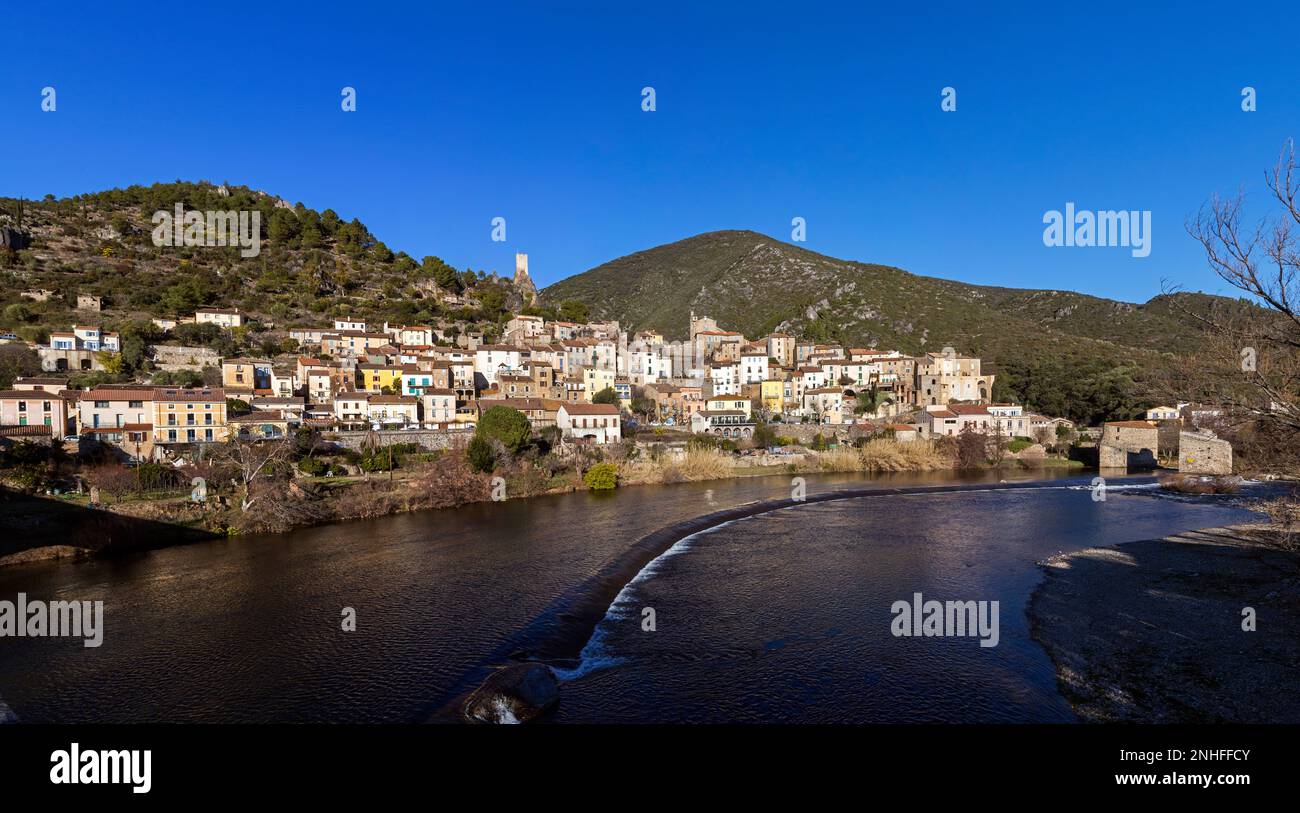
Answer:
4, 1, 1298, 301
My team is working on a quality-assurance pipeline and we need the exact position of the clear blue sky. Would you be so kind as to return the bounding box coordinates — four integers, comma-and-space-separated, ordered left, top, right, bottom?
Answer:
4, 1, 1298, 302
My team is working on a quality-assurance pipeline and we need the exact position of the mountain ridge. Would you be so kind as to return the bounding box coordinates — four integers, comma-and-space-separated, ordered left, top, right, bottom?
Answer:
541, 229, 1233, 357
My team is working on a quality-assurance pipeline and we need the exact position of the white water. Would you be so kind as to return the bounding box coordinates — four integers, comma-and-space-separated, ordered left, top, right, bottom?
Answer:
555, 517, 748, 681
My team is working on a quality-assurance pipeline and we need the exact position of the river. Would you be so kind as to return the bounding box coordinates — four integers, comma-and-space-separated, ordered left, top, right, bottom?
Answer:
0, 469, 1264, 723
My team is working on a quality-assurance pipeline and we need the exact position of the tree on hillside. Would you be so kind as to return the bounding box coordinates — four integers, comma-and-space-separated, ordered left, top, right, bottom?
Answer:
423, 255, 462, 292
476, 406, 532, 453
558, 300, 589, 323
0, 345, 40, 389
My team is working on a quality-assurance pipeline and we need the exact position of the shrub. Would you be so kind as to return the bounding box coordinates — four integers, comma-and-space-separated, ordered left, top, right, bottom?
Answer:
466, 436, 496, 473
955, 430, 990, 468
476, 406, 532, 452
687, 434, 737, 453
298, 456, 326, 476
1255, 492, 1300, 549
583, 462, 618, 490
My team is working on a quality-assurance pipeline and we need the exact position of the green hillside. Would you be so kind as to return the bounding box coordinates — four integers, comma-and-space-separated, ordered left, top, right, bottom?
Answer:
542, 230, 1249, 423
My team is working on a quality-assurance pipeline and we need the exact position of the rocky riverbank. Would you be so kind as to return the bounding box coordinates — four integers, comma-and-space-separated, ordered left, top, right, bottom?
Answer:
1028, 523, 1300, 722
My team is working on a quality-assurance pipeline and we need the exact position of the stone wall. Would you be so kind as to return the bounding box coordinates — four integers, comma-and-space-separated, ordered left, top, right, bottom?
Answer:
772, 423, 868, 445
150, 344, 221, 372
1098, 423, 1158, 471
1178, 430, 1233, 475
327, 429, 472, 452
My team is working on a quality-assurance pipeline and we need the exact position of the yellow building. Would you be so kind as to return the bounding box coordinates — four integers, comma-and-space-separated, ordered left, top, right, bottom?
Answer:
583, 367, 616, 403
705, 395, 752, 418
760, 379, 784, 413
153, 387, 228, 446
358, 364, 403, 393
220, 358, 272, 393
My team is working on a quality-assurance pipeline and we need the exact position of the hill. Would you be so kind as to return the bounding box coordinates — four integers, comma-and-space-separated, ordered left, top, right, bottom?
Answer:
543, 230, 1228, 352
0, 182, 530, 351
541, 230, 1253, 422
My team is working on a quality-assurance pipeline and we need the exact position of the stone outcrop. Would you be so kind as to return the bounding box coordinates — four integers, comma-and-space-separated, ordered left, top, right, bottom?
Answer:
1178, 430, 1233, 475
513, 253, 538, 307
464, 662, 559, 724
0, 226, 31, 251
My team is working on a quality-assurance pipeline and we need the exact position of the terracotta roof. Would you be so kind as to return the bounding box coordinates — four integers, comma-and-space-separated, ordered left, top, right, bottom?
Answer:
479, 398, 555, 412
0, 425, 51, 437
561, 403, 620, 416
78, 387, 157, 401
155, 388, 225, 402
0, 390, 59, 399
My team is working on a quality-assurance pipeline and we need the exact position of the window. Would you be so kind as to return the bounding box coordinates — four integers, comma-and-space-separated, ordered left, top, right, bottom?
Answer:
129, 400, 142, 408
17, 401, 26, 412
94, 400, 108, 408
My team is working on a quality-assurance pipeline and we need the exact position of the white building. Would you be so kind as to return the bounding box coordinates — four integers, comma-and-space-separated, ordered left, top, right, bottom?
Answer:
987, 403, 1029, 436
709, 361, 740, 396
740, 351, 769, 385
629, 346, 670, 384
557, 403, 621, 444
51, 325, 119, 352
474, 345, 525, 387
195, 308, 243, 328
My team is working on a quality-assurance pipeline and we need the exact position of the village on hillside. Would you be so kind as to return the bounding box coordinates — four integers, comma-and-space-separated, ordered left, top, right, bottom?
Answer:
0, 251, 1235, 488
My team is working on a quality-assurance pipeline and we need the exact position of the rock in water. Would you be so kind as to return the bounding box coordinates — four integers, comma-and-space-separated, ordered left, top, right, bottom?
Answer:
0, 696, 18, 724
464, 663, 559, 724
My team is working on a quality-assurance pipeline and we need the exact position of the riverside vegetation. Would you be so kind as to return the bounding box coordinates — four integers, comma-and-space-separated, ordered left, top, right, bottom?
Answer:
0, 404, 1069, 556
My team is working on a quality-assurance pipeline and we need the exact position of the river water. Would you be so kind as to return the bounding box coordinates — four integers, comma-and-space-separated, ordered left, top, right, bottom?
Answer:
0, 470, 1263, 723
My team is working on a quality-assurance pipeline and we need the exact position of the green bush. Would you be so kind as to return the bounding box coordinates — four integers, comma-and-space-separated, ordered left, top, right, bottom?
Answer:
583, 463, 618, 490
476, 406, 532, 452
298, 456, 326, 476
687, 434, 737, 452
467, 436, 496, 473
1007, 439, 1034, 453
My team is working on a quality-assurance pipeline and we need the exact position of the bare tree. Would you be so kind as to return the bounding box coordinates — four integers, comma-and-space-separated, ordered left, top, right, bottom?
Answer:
213, 434, 293, 511
1180, 140, 1300, 437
